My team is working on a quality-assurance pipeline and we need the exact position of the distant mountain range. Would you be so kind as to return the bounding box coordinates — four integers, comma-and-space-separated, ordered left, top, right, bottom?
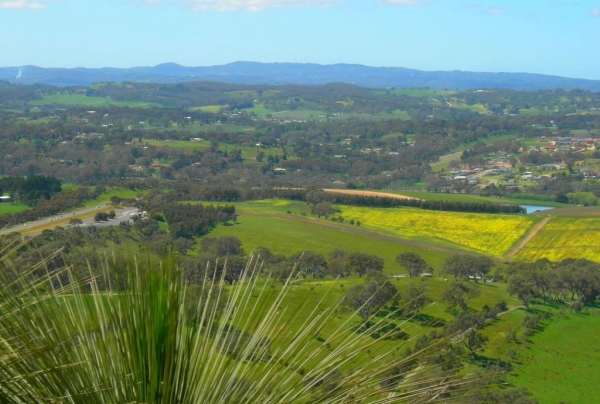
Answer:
1, 62, 600, 91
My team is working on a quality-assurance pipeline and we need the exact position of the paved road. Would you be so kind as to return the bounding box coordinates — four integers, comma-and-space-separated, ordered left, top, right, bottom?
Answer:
0, 205, 138, 237
431, 151, 463, 168
78, 208, 140, 229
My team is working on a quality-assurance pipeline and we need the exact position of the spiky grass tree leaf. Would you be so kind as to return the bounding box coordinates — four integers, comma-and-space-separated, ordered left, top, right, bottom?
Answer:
0, 250, 489, 403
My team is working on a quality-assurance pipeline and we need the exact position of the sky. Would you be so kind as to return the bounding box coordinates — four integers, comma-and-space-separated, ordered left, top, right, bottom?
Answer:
1, 0, 600, 79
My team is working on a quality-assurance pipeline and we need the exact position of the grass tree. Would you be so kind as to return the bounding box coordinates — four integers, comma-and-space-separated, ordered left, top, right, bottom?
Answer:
0, 246, 489, 403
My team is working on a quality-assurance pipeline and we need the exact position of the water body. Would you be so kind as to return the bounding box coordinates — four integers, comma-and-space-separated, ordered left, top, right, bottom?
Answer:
520, 205, 554, 214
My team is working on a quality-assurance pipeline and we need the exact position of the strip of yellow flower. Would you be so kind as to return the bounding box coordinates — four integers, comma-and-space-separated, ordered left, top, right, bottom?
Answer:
339, 206, 535, 257
516, 217, 600, 262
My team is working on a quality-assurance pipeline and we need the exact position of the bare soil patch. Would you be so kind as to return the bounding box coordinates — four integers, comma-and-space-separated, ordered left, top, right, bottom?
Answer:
507, 217, 552, 257
536, 206, 600, 217
323, 189, 417, 200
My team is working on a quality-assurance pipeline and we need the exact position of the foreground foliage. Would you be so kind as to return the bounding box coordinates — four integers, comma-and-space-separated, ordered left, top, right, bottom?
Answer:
0, 249, 489, 403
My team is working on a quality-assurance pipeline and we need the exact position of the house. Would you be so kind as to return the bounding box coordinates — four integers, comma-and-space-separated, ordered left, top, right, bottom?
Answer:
273, 168, 286, 174
0, 196, 10, 203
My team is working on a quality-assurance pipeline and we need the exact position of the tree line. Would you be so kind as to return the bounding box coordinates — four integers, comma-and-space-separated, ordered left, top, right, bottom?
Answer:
0, 175, 62, 206
506, 258, 600, 309
162, 203, 237, 240
0, 186, 103, 228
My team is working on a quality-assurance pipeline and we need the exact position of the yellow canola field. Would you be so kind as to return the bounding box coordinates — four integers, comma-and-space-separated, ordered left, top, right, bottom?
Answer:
516, 217, 600, 262
339, 206, 536, 257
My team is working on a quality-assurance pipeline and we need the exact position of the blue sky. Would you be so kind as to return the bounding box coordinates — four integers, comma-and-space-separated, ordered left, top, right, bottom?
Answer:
1, 0, 600, 79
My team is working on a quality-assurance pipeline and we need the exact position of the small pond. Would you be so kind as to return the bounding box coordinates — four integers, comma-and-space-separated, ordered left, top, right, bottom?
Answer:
520, 205, 554, 214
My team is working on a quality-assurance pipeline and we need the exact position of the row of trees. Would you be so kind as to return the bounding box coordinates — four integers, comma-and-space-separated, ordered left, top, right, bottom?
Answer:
0, 186, 103, 228
162, 203, 237, 240
507, 258, 600, 308
0, 175, 62, 206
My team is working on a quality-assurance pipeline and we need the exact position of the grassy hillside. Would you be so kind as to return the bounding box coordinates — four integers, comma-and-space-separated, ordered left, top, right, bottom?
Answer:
207, 215, 451, 273
145, 139, 282, 161
0, 203, 29, 215
29, 94, 164, 108
507, 307, 600, 403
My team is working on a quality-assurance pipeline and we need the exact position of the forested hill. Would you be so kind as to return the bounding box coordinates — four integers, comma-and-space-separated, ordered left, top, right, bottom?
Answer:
2, 62, 600, 91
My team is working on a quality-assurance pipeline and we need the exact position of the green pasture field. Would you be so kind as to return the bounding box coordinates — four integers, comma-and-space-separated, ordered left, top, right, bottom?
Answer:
205, 215, 452, 273
29, 94, 164, 108
329, 110, 411, 121
229, 257, 596, 404
516, 216, 600, 262
82, 187, 144, 208
269, 109, 326, 120
0, 203, 28, 215
143, 123, 253, 134
571, 129, 600, 137
220, 199, 311, 216
242, 104, 274, 117
146, 139, 211, 151
506, 306, 600, 403
221, 144, 283, 161
518, 107, 554, 116
146, 139, 283, 161
191, 198, 535, 257
225, 90, 257, 98
200, 123, 254, 133
230, 276, 522, 377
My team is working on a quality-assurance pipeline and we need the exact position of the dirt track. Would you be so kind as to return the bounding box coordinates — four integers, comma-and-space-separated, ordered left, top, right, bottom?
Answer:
507, 217, 552, 257
323, 189, 417, 200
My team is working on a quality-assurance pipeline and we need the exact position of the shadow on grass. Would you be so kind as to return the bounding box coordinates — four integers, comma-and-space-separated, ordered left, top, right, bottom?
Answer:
349, 321, 409, 341
468, 354, 513, 371
375, 308, 446, 328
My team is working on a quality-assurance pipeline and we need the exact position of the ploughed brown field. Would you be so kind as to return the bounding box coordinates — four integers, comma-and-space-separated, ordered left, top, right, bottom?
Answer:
323, 189, 417, 200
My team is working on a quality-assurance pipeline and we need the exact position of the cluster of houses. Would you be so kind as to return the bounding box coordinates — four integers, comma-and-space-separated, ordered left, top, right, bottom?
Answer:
537, 136, 598, 152
450, 169, 483, 185
74, 132, 104, 141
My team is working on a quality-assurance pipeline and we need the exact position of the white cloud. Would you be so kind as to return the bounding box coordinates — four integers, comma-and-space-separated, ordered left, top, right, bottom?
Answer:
487, 6, 503, 15
591, 8, 600, 17
0, 0, 46, 8
379, 0, 425, 5
182, 0, 344, 12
